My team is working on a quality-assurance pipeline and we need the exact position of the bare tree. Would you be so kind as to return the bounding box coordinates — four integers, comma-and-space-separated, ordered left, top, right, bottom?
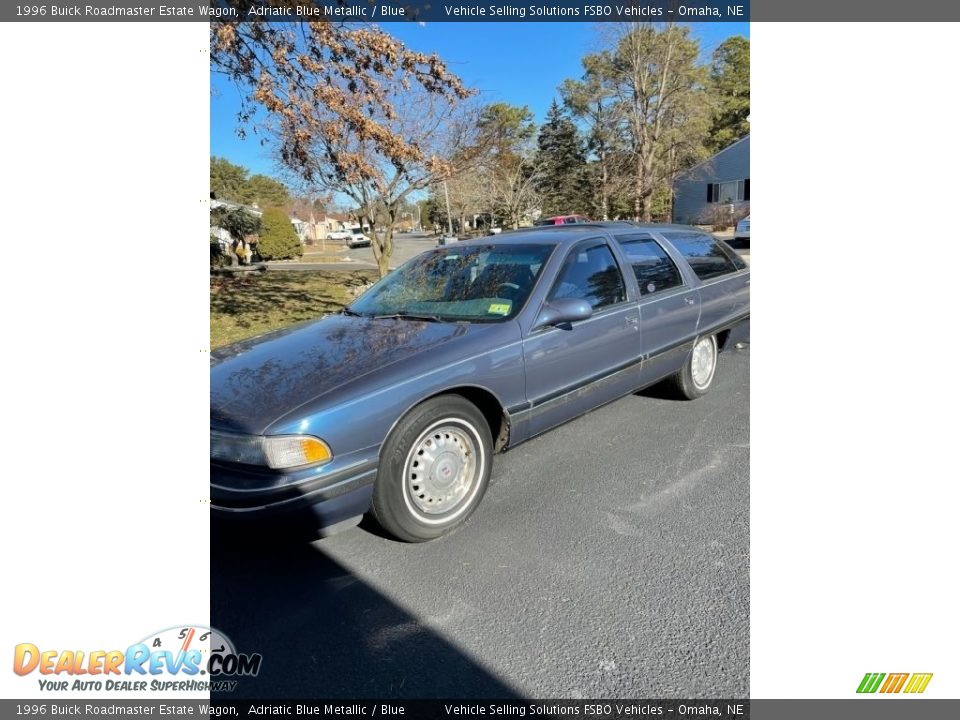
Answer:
211, 16, 474, 275
562, 59, 626, 221
592, 23, 707, 221
211, 15, 470, 182
297, 89, 478, 276
467, 103, 542, 229
486, 158, 542, 229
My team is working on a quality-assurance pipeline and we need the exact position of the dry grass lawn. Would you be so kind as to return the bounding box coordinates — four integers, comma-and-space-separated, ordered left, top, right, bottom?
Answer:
210, 269, 376, 348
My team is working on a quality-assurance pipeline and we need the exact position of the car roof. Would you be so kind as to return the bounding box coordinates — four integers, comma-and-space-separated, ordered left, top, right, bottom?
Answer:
456, 222, 706, 249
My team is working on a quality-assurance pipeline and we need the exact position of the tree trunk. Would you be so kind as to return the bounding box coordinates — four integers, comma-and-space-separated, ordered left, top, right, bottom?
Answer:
640, 194, 652, 223
599, 147, 609, 221
634, 146, 645, 221
373, 207, 400, 279
642, 153, 656, 222
376, 245, 390, 278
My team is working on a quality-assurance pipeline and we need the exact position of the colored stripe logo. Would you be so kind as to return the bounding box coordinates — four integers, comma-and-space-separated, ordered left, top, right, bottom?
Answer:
857, 672, 932, 694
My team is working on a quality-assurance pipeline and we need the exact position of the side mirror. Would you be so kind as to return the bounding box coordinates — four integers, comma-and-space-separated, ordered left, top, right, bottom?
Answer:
534, 298, 593, 330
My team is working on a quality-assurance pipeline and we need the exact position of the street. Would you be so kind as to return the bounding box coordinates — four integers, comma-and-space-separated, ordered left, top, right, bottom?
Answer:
211, 347, 749, 699
345, 231, 438, 266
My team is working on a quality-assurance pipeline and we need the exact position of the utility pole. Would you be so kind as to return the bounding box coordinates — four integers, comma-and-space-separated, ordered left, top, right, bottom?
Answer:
443, 180, 454, 236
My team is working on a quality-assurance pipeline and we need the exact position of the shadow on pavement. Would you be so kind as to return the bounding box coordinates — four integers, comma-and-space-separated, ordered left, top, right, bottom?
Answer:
211, 530, 519, 699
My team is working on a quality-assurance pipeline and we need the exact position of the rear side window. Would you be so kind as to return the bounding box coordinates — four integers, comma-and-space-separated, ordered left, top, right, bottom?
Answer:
662, 232, 742, 281
718, 241, 748, 271
549, 242, 626, 310
615, 234, 684, 296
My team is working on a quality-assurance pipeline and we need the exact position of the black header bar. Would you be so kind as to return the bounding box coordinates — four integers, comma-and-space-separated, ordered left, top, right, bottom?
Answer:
4, 0, 960, 22
3, 699, 960, 719
5, 1, 749, 22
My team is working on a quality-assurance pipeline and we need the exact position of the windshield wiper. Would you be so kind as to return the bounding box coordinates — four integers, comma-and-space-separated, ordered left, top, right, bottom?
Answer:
341, 307, 367, 317
370, 312, 447, 323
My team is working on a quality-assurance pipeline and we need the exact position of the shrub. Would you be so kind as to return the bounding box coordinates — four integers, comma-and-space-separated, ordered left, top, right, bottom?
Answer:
703, 203, 741, 231
257, 207, 302, 261
210, 235, 227, 268
210, 206, 261, 242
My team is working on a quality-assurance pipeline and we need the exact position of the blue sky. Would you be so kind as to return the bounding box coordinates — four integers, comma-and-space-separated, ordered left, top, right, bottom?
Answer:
211, 22, 750, 178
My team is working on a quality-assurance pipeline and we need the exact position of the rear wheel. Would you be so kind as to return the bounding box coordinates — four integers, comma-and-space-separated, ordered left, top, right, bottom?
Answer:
372, 396, 492, 542
671, 334, 718, 400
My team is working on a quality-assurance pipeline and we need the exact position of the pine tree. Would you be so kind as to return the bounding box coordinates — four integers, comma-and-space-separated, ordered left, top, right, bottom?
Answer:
535, 100, 589, 217
708, 36, 750, 151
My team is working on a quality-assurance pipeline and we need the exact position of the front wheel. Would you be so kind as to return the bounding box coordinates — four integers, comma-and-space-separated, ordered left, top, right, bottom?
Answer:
372, 395, 493, 542
671, 334, 718, 400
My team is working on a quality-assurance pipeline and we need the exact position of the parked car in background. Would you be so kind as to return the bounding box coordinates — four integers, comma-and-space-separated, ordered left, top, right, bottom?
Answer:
345, 228, 371, 248
210, 223, 749, 542
326, 229, 352, 242
327, 226, 372, 247
535, 214, 591, 226
735, 215, 750, 241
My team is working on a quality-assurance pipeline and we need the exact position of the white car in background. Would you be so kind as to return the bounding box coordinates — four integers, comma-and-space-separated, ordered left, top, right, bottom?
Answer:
735, 215, 750, 241
345, 228, 372, 248
328, 227, 372, 248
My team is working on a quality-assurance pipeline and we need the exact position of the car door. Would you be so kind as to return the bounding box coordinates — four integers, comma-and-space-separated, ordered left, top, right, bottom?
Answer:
522, 238, 641, 437
614, 232, 702, 385
659, 231, 750, 335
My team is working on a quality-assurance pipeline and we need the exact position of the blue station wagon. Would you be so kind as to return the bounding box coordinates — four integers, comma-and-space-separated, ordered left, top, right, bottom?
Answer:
210, 223, 750, 541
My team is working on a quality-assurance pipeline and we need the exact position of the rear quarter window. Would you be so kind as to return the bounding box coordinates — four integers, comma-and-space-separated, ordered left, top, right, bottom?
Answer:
615, 234, 684, 296
662, 232, 744, 281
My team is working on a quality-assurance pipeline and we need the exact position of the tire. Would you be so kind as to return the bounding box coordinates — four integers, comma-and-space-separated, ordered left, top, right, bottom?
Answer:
671, 334, 719, 400
372, 395, 493, 542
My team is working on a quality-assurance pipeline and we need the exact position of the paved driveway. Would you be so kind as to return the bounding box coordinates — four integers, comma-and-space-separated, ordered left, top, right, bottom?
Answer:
212, 348, 750, 699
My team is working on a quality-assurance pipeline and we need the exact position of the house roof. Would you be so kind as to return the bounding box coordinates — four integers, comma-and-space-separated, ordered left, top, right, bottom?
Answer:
674, 134, 750, 182
210, 198, 263, 217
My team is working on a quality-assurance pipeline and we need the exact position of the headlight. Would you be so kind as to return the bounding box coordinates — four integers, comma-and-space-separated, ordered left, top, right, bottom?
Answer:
210, 431, 332, 470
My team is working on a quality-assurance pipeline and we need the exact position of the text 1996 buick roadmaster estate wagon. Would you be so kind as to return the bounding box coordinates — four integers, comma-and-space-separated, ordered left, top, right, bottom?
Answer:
210, 222, 749, 542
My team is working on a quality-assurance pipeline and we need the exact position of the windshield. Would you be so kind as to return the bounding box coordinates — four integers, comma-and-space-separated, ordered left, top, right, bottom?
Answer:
348, 243, 555, 322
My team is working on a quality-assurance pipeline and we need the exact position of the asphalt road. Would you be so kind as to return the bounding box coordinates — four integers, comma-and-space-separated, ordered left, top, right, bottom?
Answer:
211, 347, 750, 699
344, 232, 438, 266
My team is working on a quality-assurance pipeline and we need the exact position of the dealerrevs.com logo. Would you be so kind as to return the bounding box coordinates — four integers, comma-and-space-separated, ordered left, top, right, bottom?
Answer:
13, 625, 261, 693
857, 672, 933, 694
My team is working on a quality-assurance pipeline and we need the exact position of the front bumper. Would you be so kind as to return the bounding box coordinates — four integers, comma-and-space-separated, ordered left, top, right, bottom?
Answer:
210, 456, 377, 531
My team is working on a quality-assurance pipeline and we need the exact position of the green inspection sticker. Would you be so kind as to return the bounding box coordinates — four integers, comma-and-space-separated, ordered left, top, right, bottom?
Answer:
488, 303, 511, 316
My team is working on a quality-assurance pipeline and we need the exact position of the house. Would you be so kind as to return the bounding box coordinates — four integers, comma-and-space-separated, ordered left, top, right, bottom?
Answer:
290, 217, 308, 242
210, 197, 319, 245
287, 212, 361, 244
672, 135, 750, 224
315, 212, 352, 240
209, 198, 262, 249
210, 198, 262, 216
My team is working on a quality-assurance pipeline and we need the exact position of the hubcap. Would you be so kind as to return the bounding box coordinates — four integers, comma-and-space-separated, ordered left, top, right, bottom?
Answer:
406, 423, 479, 516
691, 336, 717, 389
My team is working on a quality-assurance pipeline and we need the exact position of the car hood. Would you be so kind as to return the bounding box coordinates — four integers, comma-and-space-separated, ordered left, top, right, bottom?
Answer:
211, 314, 478, 434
